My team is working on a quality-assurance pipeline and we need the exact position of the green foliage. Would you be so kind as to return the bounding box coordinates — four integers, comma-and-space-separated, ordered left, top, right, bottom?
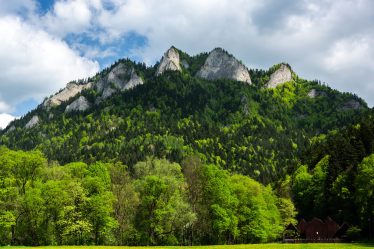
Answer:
230, 174, 282, 243
0, 48, 372, 244
355, 154, 374, 236
1, 56, 366, 186
0, 148, 116, 245
180, 156, 284, 245
293, 112, 374, 238
0, 148, 294, 245
346, 226, 362, 241
133, 158, 195, 245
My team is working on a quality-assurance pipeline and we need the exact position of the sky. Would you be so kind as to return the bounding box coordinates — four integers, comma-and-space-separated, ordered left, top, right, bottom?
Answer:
0, 0, 373, 128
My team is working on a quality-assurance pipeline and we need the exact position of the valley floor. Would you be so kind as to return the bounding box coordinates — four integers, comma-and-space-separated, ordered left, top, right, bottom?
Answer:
2, 244, 374, 249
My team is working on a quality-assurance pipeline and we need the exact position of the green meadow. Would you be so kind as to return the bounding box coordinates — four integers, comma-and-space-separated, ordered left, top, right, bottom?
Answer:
2, 244, 373, 249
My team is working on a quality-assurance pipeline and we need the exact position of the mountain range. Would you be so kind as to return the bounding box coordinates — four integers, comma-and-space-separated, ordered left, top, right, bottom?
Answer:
1, 46, 373, 245
1, 46, 367, 173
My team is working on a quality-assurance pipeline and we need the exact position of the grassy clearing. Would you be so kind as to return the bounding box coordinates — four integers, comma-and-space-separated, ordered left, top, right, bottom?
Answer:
1, 244, 373, 249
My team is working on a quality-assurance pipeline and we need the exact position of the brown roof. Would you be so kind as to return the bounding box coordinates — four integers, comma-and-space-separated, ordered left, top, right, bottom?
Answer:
297, 217, 343, 239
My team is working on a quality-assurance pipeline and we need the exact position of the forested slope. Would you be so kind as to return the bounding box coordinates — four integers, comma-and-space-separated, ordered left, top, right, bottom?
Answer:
1, 48, 366, 183
0, 47, 371, 245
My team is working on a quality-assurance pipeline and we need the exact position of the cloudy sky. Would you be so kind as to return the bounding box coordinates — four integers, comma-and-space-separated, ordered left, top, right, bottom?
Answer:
0, 0, 373, 128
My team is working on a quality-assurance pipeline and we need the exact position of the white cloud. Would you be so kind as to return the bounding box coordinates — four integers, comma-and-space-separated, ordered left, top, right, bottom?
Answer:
0, 15, 99, 112
0, 113, 17, 129
324, 37, 373, 72
97, 0, 262, 62
0, 0, 373, 112
322, 36, 374, 102
0, 0, 36, 16
0, 101, 12, 113
41, 0, 95, 37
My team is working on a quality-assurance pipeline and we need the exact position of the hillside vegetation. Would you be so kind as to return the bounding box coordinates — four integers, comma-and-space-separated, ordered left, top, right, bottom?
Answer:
0, 47, 372, 245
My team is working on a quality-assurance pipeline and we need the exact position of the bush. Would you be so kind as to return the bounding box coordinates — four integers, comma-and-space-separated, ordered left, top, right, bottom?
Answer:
346, 226, 362, 241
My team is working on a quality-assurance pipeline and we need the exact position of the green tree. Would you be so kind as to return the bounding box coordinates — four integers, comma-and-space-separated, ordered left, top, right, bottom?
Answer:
84, 162, 117, 245
292, 165, 313, 219
134, 158, 195, 245
355, 154, 374, 237
231, 174, 282, 243
110, 163, 140, 245
199, 164, 238, 244
0, 148, 46, 245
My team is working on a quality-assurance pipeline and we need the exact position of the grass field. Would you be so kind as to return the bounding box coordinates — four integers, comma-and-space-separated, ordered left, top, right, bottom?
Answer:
2, 244, 373, 249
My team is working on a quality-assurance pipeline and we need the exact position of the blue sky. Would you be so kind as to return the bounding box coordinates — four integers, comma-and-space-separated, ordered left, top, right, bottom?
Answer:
37, 0, 54, 12
0, 0, 373, 128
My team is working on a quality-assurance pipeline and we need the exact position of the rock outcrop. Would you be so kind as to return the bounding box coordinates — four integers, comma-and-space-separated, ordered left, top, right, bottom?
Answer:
266, 64, 292, 88
65, 96, 91, 113
5, 125, 15, 134
340, 99, 362, 110
43, 82, 92, 108
308, 89, 318, 98
308, 89, 327, 98
156, 47, 182, 76
25, 115, 39, 129
196, 48, 251, 84
96, 63, 143, 99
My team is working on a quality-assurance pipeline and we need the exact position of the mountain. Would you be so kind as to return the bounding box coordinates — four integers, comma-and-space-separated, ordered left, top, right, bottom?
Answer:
196, 47, 252, 83
0, 46, 368, 183
293, 109, 374, 236
0, 46, 372, 245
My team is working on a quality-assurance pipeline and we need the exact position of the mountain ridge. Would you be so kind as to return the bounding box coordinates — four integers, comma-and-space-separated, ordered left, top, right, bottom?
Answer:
0, 47, 368, 184
3, 46, 366, 132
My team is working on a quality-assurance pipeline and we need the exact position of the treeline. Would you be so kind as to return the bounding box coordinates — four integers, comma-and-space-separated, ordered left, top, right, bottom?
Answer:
293, 111, 374, 238
2, 72, 365, 185
1, 54, 371, 243
0, 147, 296, 246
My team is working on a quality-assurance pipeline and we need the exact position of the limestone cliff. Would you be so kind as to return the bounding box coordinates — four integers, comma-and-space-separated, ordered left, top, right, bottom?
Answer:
196, 48, 251, 84
308, 89, 327, 98
340, 99, 362, 110
43, 82, 92, 108
65, 96, 91, 112
266, 64, 292, 88
96, 63, 143, 99
25, 115, 39, 129
156, 47, 182, 76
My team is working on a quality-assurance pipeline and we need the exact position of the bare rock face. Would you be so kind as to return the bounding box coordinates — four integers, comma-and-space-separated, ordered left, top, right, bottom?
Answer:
5, 125, 15, 134
43, 82, 92, 108
241, 95, 250, 115
196, 48, 251, 84
266, 64, 292, 88
65, 96, 91, 113
340, 99, 362, 110
102, 87, 117, 99
308, 89, 327, 98
96, 63, 143, 99
308, 89, 318, 98
156, 47, 182, 76
25, 115, 39, 129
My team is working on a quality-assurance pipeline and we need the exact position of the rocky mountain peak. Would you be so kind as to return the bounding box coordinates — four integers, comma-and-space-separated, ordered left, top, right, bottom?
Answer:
266, 64, 292, 88
96, 62, 143, 99
196, 48, 251, 84
65, 96, 91, 113
25, 115, 39, 129
43, 82, 92, 108
340, 99, 363, 110
156, 46, 182, 76
308, 89, 327, 98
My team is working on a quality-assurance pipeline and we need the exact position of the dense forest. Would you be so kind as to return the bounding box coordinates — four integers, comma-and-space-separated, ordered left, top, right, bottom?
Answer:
294, 111, 374, 238
0, 148, 292, 245
0, 47, 372, 245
